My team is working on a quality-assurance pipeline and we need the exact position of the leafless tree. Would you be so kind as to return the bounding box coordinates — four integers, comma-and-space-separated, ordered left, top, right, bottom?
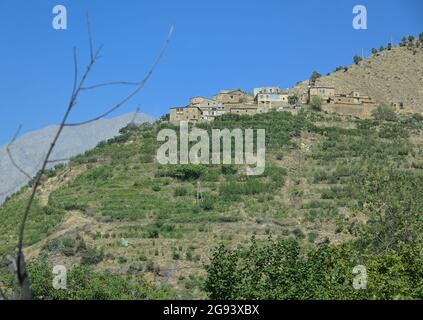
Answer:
1, 13, 174, 300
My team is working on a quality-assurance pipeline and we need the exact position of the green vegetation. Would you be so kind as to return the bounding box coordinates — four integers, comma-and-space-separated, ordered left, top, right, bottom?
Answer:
372, 104, 397, 122
27, 260, 174, 300
1, 107, 422, 300
310, 96, 323, 111
205, 238, 423, 300
353, 55, 363, 65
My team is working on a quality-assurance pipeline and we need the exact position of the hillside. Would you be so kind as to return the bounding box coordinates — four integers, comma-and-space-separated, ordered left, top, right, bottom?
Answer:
0, 112, 154, 205
1, 110, 423, 299
290, 45, 423, 114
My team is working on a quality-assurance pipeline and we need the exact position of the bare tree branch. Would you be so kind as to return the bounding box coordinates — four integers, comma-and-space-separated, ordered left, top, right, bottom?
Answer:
86, 12, 94, 63
81, 81, 140, 91
130, 104, 142, 124
6, 125, 32, 180
11, 17, 174, 300
64, 25, 174, 127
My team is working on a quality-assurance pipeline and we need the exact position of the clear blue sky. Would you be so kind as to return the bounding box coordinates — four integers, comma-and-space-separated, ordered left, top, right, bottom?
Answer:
1, 0, 422, 145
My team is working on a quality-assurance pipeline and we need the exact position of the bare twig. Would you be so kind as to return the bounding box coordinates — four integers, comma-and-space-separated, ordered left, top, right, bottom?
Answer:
12, 17, 174, 300
86, 12, 94, 63
130, 104, 142, 124
81, 81, 139, 91
64, 24, 174, 127
6, 125, 32, 180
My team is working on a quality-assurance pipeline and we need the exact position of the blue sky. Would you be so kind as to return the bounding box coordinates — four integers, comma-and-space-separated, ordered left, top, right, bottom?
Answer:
0, 0, 422, 145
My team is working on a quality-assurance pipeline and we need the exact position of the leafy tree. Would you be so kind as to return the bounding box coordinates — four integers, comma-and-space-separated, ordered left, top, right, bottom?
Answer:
387, 42, 392, 50
310, 96, 323, 111
309, 71, 321, 84
27, 260, 175, 300
408, 35, 415, 43
205, 238, 423, 300
353, 55, 363, 65
371, 104, 397, 122
379, 45, 385, 51
371, 48, 378, 54
419, 32, 423, 43
288, 95, 299, 106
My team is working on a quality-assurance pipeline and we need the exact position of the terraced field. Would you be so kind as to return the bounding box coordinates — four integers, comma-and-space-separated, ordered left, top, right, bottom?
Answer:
1, 109, 423, 299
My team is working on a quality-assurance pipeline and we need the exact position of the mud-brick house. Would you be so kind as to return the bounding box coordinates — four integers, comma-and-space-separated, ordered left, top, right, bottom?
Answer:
170, 105, 202, 124
329, 91, 376, 106
213, 89, 248, 104
228, 103, 258, 116
190, 96, 216, 107
308, 86, 336, 103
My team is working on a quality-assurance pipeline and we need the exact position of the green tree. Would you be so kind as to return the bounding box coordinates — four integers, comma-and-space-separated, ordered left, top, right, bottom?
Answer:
309, 71, 321, 84
288, 95, 299, 106
310, 96, 323, 111
353, 55, 363, 65
371, 48, 378, 54
371, 104, 397, 122
27, 260, 175, 300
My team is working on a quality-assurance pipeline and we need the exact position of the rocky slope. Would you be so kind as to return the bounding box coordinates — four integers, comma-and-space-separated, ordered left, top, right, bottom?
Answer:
290, 45, 423, 114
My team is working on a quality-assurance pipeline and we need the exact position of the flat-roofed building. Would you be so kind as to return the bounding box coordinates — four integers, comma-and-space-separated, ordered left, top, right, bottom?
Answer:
169, 105, 202, 124
253, 86, 282, 97
228, 103, 258, 116
213, 89, 248, 104
309, 86, 336, 102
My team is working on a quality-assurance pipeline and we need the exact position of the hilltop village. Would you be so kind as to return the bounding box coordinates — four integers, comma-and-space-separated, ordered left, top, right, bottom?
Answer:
169, 84, 377, 123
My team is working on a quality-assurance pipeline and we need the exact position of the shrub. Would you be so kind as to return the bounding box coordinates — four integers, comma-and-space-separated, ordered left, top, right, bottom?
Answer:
174, 186, 188, 197
81, 247, 104, 265
309, 71, 321, 84
353, 55, 363, 64
221, 165, 238, 175
292, 228, 306, 240
200, 196, 215, 211
310, 96, 323, 111
371, 104, 397, 122
157, 164, 206, 181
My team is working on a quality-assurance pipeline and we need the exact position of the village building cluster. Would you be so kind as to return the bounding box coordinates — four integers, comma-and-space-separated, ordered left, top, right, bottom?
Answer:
169, 85, 376, 123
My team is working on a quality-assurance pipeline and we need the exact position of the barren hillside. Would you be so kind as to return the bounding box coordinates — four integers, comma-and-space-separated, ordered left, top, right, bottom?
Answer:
290, 45, 423, 114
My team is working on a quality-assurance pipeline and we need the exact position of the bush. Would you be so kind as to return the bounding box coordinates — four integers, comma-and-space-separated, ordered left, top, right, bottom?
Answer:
353, 55, 363, 64
81, 247, 104, 265
200, 196, 215, 211
372, 104, 397, 122
292, 228, 306, 240
310, 96, 323, 111
157, 164, 206, 181
174, 186, 188, 197
27, 260, 174, 300
205, 238, 423, 300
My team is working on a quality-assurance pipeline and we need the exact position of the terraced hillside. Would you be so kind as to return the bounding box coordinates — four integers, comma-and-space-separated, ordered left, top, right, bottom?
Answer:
1, 110, 423, 299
